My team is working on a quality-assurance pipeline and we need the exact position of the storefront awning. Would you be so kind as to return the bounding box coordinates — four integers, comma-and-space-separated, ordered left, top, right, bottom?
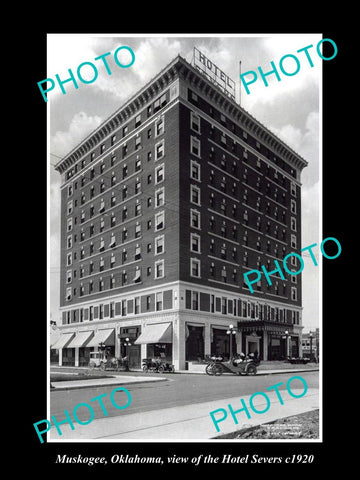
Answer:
86, 329, 115, 348
51, 332, 75, 349
135, 322, 172, 344
67, 331, 94, 348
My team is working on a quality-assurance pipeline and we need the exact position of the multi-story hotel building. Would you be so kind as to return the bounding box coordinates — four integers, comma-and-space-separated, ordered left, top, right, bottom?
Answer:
52, 52, 308, 369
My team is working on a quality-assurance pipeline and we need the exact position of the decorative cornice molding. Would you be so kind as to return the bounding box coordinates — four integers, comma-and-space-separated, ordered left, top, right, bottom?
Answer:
55, 55, 308, 175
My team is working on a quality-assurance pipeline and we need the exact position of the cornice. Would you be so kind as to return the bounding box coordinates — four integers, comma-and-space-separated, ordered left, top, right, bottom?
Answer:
55, 57, 182, 174
177, 58, 308, 173
55, 55, 308, 175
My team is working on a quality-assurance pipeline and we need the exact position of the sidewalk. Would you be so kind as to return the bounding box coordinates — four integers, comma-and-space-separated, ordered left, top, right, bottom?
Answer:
49, 387, 319, 441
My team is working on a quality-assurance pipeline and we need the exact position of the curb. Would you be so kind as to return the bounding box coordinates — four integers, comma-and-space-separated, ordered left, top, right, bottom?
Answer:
51, 376, 168, 391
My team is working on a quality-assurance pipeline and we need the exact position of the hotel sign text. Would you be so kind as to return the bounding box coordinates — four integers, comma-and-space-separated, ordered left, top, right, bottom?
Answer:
193, 47, 235, 100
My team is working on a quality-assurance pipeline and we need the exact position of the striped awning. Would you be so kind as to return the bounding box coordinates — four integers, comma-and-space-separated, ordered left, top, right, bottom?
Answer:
51, 332, 75, 349
135, 323, 172, 344
86, 329, 115, 348
66, 331, 94, 348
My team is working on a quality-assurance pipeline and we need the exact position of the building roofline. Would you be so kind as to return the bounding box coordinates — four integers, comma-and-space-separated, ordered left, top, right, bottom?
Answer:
54, 53, 308, 174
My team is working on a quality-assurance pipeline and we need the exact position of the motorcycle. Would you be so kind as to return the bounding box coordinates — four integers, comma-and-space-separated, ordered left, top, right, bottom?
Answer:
206, 354, 258, 376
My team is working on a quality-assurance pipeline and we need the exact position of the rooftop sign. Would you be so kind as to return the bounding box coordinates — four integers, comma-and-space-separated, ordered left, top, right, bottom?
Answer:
193, 47, 235, 101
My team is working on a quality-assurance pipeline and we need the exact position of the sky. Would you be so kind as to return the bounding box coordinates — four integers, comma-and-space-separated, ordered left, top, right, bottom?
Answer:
48, 33, 323, 331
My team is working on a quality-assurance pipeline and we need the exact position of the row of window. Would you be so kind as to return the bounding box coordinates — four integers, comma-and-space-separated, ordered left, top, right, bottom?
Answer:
188, 256, 298, 299
188, 88, 299, 179
63, 286, 172, 324
66, 211, 165, 266
66, 235, 165, 283
185, 288, 300, 323
65, 93, 167, 182
66, 136, 165, 203
65, 259, 165, 301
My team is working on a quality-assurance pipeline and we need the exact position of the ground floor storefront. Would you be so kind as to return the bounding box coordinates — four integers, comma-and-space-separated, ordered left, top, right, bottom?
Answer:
51, 311, 302, 370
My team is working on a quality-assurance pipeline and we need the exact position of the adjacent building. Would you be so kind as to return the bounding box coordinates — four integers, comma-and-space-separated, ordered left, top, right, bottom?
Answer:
51, 52, 308, 369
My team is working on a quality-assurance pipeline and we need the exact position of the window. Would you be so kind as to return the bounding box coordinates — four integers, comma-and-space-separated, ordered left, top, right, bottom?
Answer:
190, 91, 198, 102
190, 160, 200, 181
190, 209, 200, 229
67, 218, 73, 232
155, 259, 164, 279
135, 223, 141, 238
67, 235, 72, 249
190, 185, 201, 205
67, 200, 73, 215
153, 93, 167, 113
192, 291, 199, 310
135, 246, 141, 261
291, 217, 297, 231
134, 297, 140, 314
66, 287, 72, 301
135, 114, 141, 128
155, 211, 164, 231
155, 164, 164, 184
291, 199, 297, 214
109, 234, 116, 248
67, 253, 72, 266
155, 117, 164, 136
135, 181, 141, 194
135, 203, 141, 217
190, 136, 200, 157
190, 112, 200, 133
99, 200, 105, 213
190, 258, 201, 278
155, 187, 165, 208
155, 235, 164, 255
291, 287, 297, 301
190, 233, 200, 253
135, 158, 141, 171
155, 140, 164, 160
291, 182, 296, 197
110, 255, 115, 268
66, 270, 72, 283
156, 292, 163, 311
99, 258, 104, 272
291, 234, 297, 249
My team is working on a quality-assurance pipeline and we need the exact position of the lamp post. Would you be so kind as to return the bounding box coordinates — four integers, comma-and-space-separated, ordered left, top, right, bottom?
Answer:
226, 324, 237, 359
283, 330, 291, 359
309, 332, 313, 362
123, 337, 132, 371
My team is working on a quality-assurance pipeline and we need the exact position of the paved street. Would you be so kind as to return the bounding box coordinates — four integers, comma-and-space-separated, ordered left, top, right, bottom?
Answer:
50, 371, 319, 433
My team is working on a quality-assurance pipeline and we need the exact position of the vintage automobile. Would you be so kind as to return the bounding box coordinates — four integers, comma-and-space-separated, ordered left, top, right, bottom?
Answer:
142, 358, 175, 373
88, 351, 121, 371
205, 355, 258, 376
